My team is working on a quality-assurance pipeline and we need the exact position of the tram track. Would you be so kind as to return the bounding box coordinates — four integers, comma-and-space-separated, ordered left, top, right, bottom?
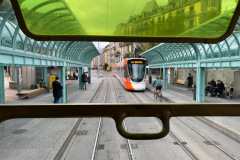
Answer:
63, 72, 238, 160
89, 75, 106, 160
90, 72, 134, 160
176, 117, 237, 160
131, 88, 237, 160
131, 91, 197, 160
111, 75, 135, 160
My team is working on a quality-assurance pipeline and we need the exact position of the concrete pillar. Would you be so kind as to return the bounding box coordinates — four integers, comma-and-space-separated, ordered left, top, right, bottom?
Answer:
0, 66, 5, 104
44, 67, 48, 84
58, 66, 66, 103
16, 67, 22, 93
196, 67, 205, 102
149, 68, 152, 84
163, 67, 168, 89
79, 67, 83, 89
88, 68, 91, 84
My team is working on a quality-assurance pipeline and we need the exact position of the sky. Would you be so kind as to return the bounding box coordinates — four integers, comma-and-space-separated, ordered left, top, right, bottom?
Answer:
93, 42, 109, 50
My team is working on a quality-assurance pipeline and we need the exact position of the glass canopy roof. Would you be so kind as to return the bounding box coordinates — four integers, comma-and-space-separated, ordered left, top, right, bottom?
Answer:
10, 0, 240, 42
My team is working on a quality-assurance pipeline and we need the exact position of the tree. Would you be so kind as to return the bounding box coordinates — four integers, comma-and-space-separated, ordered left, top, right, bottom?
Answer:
124, 52, 133, 59
103, 63, 108, 70
136, 43, 159, 53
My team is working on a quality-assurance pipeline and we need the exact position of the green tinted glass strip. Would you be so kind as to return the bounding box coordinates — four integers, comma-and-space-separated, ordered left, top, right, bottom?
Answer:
17, 0, 237, 38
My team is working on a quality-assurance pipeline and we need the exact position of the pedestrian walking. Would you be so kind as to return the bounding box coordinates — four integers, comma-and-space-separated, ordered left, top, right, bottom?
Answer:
52, 76, 63, 103
75, 72, 78, 80
81, 72, 87, 90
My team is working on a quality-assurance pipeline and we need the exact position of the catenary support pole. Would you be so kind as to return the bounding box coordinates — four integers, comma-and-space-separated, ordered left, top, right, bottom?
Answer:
88, 67, 91, 84
44, 67, 48, 85
196, 67, 205, 102
149, 68, 152, 84
58, 66, 66, 103
16, 66, 22, 93
79, 67, 83, 89
0, 66, 5, 104
173, 68, 176, 78
163, 67, 168, 89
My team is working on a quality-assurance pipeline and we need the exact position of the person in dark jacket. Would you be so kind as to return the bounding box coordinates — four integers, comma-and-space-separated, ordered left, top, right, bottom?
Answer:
215, 80, 225, 96
206, 78, 216, 95
187, 73, 193, 90
52, 76, 63, 103
81, 72, 87, 90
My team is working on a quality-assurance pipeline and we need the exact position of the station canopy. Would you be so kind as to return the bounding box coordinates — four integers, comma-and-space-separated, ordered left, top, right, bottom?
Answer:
10, 0, 240, 43
141, 30, 240, 69
0, 4, 99, 67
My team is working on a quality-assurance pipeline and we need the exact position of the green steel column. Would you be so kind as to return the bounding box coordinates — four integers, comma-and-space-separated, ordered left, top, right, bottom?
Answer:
0, 66, 5, 104
44, 67, 48, 84
163, 67, 168, 89
173, 68, 176, 78
79, 67, 83, 89
88, 68, 91, 84
196, 67, 205, 102
149, 68, 152, 84
58, 67, 61, 78
16, 67, 22, 93
58, 66, 66, 103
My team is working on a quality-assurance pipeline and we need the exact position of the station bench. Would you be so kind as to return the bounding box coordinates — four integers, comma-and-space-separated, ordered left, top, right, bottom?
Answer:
17, 88, 47, 99
172, 79, 186, 85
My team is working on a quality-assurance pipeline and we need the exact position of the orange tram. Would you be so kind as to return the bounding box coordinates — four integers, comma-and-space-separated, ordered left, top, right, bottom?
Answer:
112, 58, 146, 91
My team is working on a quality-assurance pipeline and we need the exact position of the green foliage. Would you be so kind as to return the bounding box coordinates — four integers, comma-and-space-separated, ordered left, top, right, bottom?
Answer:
68, 74, 72, 79
136, 43, 159, 53
103, 63, 109, 70
124, 52, 133, 59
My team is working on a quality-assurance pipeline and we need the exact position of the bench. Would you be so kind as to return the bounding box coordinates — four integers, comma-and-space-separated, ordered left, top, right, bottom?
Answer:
173, 79, 186, 85
17, 88, 47, 99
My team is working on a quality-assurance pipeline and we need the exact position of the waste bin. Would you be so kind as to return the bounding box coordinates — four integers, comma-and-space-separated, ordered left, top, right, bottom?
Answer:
50, 76, 56, 88
193, 85, 196, 100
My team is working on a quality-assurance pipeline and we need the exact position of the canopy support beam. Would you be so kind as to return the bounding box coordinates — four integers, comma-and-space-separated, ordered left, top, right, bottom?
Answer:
79, 67, 83, 89
0, 66, 5, 104
163, 67, 168, 89
196, 66, 205, 102
58, 66, 66, 103
149, 68, 152, 84
88, 68, 91, 84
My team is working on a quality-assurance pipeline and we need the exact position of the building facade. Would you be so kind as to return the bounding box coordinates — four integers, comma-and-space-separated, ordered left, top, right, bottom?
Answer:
103, 45, 111, 67
114, 0, 221, 37
109, 42, 134, 66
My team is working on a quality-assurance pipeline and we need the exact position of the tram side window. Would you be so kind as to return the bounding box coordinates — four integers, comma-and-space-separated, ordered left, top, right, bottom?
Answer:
123, 66, 128, 78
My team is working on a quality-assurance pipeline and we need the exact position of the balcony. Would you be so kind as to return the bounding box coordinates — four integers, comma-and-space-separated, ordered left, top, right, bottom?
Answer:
115, 51, 120, 57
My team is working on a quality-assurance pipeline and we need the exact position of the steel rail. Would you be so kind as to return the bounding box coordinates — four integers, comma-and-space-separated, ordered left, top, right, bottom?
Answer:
89, 76, 106, 160
177, 117, 236, 160
111, 75, 135, 160
131, 91, 197, 160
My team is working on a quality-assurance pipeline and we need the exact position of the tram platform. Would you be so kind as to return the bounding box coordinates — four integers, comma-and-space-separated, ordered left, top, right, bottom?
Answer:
146, 77, 240, 143
1, 70, 103, 159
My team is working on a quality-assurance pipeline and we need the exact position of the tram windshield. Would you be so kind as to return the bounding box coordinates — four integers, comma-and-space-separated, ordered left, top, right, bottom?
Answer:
128, 60, 146, 82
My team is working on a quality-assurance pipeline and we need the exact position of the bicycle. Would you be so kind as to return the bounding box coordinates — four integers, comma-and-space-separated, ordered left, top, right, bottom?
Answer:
154, 89, 162, 102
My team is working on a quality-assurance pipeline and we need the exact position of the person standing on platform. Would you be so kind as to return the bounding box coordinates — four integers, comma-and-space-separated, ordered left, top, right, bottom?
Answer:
81, 72, 88, 90
187, 73, 193, 91
52, 76, 63, 103
75, 71, 78, 80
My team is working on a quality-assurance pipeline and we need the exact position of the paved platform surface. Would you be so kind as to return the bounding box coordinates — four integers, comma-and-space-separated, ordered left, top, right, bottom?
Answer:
147, 76, 240, 143
1, 70, 103, 159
